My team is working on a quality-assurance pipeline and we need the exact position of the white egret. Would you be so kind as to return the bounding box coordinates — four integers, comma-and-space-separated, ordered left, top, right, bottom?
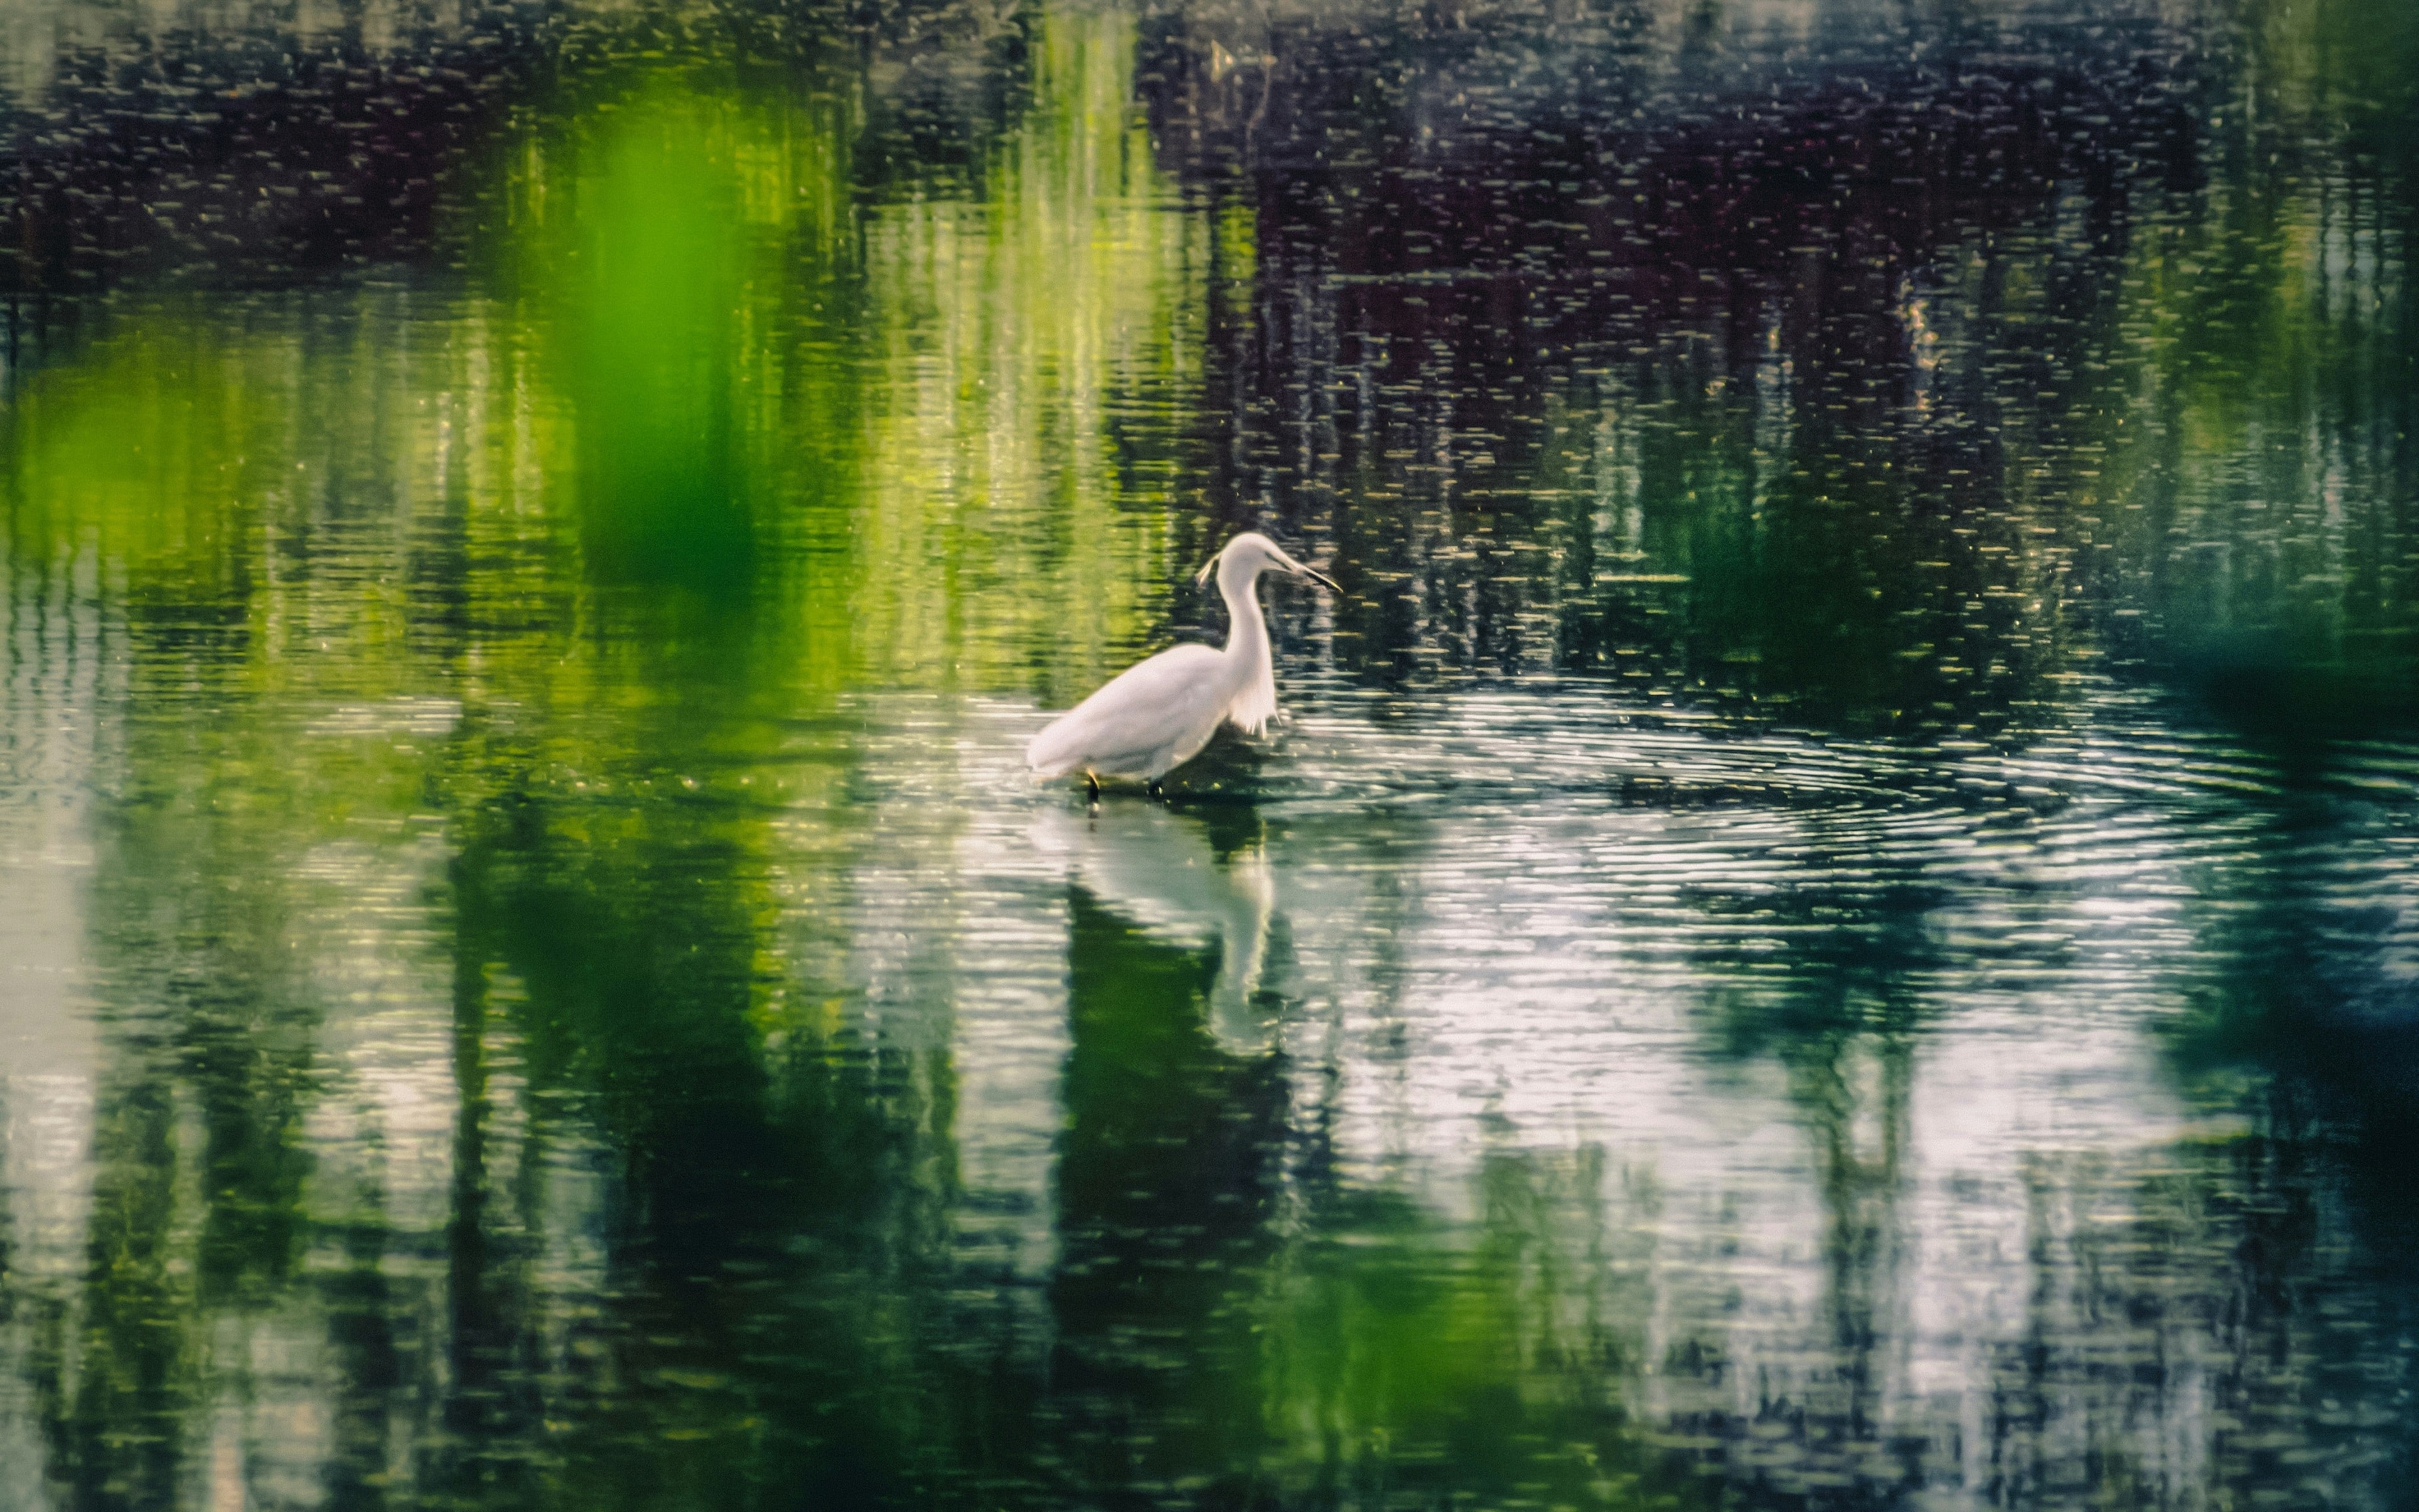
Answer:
1028, 532, 1339, 799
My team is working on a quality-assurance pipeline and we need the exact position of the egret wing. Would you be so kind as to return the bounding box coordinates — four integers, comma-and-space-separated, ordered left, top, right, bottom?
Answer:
1027, 644, 1230, 777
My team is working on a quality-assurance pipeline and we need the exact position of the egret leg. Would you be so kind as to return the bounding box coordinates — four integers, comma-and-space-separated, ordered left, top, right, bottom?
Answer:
1085, 771, 1100, 803
1146, 780, 1164, 801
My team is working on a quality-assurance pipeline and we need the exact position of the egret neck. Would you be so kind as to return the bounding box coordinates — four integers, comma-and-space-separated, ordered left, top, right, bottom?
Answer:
1215, 542, 1279, 734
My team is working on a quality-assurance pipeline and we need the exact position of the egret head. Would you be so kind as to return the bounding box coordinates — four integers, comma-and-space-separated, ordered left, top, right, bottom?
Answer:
1194, 532, 1341, 594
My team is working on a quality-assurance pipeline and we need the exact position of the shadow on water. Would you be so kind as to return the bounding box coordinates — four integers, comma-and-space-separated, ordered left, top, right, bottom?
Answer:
2167, 784, 2419, 1130
435, 786, 957, 1508
1130, 0, 2419, 741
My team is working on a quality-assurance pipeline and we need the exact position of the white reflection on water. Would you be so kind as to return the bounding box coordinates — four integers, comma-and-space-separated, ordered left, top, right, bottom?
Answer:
829, 684, 2416, 1499
0, 548, 102, 1307
1028, 803, 1278, 1054
0, 648, 2411, 1503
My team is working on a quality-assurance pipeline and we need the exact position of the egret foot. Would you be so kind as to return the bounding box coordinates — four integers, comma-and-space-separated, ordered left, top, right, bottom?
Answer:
1085, 771, 1100, 803
1146, 780, 1165, 801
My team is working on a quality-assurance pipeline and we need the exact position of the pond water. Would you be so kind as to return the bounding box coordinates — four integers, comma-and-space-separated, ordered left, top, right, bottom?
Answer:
1, 0, 2415, 1507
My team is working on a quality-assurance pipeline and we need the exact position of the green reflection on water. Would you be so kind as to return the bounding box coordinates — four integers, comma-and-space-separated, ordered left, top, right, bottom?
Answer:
0, 0, 2414, 1507
1053, 850, 1720, 1509
847, 6, 1202, 699
0, 7, 1688, 1503
0, 8, 1223, 1504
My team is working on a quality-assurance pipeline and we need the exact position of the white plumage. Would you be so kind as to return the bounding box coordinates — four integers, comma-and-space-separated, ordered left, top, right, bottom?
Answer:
1028, 532, 1338, 795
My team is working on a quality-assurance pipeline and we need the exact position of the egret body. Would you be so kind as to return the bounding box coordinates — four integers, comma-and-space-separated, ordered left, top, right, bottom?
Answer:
1027, 532, 1338, 796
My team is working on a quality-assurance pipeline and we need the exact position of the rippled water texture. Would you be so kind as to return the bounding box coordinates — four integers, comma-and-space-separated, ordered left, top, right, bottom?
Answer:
1, 0, 2415, 1507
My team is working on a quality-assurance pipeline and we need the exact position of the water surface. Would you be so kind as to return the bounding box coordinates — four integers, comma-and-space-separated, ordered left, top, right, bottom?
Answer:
1, 0, 2415, 1507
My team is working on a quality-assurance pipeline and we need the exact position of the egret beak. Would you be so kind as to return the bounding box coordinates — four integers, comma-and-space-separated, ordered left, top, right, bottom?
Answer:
1268, 544, 1341, 594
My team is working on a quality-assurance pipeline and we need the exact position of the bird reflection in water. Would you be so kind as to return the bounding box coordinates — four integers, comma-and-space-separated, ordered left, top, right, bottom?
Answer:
1034, 801, 1291, 1496
1029, 802, 1280, 1056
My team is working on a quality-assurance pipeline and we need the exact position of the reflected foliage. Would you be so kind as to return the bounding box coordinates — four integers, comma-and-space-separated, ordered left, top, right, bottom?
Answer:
0, 0, 2415, 1508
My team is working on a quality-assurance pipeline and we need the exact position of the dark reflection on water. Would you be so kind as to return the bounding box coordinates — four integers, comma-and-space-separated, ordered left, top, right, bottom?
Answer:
1, 0, 2416, 1508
